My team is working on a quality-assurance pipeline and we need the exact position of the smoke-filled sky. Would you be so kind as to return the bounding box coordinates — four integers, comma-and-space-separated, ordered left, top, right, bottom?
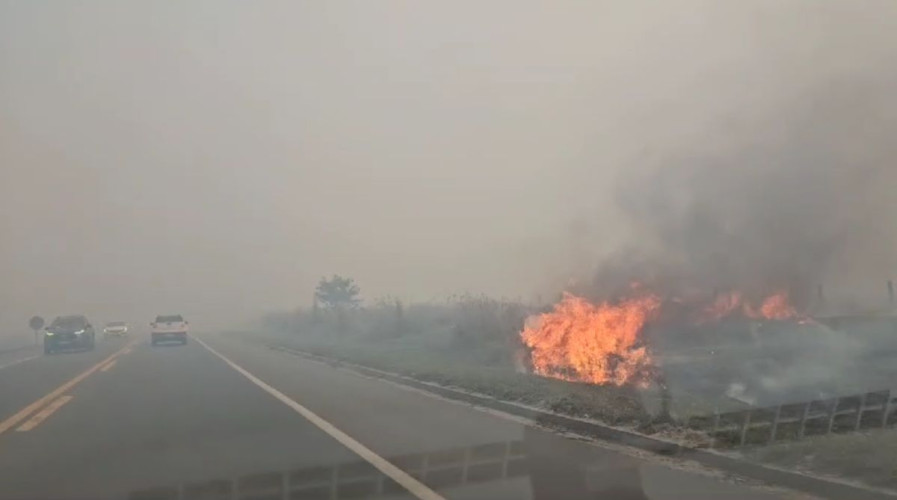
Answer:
2, 1, 896, 333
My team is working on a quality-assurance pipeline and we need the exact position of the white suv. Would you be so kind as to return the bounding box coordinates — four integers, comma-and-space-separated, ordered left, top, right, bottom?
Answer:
150, 315, 188, 346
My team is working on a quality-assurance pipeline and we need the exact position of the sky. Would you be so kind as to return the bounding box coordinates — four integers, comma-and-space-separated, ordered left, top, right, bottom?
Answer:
2, 1, 896, 335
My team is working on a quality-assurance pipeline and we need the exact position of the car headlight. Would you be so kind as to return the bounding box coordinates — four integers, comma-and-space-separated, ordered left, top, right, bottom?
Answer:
45, 332, 55, 336
74, 329, 84, 335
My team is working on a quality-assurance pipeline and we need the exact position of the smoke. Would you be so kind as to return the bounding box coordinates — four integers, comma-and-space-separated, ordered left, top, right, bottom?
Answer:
3, 1, 897, 341
589, 66, 897, 311
595, 76, 897, 403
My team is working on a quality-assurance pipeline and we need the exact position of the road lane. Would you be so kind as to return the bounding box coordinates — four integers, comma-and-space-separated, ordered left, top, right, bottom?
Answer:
196, 336, 444, 500
16, 395, 74, 432
0, 338, 409, 499
0, 339, 135, 437
0, 344, 43, 371
0, 339, 126, 424
0, 332, 814, 499
199, 334, 801, 500
0, 351, 40, 371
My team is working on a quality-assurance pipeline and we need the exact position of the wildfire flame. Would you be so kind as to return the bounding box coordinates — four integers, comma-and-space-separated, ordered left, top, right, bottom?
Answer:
754, 292, 801, 320
521, 288, 808, 387
701, 290, 802, 322
520, 292, 661, 387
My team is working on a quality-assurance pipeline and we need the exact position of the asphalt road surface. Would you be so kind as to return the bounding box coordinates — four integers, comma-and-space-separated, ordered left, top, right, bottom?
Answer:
0, 334, 806, 500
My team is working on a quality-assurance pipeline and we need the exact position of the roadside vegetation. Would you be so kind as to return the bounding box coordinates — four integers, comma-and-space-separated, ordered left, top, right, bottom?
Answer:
244, 276, 897, 493
250, 276, 652, 427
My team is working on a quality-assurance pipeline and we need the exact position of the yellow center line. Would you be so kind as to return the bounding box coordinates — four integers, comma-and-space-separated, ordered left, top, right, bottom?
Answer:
100, 359, 117, 372
0, 340, 136, 437
16, 395, 73, 432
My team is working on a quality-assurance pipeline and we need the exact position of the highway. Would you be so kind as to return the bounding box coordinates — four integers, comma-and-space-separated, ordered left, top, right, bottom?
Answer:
0, 334, 807, 500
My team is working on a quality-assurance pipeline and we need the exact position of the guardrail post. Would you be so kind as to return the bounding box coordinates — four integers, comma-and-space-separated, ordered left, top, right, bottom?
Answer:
798, 402, 811, 439
710, 410, 720, 448
854, 393, 868, 431
768, 405, 782, 444
883, 391, 893, 429
330, 464, 338, 500
826, 398, 838, 435
501, 441, 511, 477
739, 410, 752, 447
461, 446, 471, 483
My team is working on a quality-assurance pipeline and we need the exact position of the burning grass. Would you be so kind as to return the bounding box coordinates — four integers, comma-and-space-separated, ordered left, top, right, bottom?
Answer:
251, 290, 897, 449
521, 292, 661, 387
251, 289, 826, 429
514, 285, 812, 415
253, 330, 650, 425
252, 296, 654, 426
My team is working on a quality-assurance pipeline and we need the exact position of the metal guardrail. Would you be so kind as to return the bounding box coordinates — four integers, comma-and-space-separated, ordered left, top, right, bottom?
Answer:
686, 389, 897, 448
128, 440, 527, 500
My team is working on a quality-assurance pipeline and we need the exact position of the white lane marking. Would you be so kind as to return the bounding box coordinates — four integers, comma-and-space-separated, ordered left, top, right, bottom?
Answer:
194, 337, 445, 500
0, 354, 40, 371
16, 395, 74, 432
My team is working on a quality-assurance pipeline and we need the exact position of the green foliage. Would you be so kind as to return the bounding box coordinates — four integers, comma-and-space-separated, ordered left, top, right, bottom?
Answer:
314, 275, 361, 310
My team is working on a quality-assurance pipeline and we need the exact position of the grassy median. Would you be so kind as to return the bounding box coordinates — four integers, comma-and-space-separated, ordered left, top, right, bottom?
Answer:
246, 297, 659, 428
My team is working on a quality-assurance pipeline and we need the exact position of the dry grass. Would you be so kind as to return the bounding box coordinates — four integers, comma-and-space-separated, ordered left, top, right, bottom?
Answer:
747, 429, 897, 489
258, 330, 650, 427
252, 303, 897, 491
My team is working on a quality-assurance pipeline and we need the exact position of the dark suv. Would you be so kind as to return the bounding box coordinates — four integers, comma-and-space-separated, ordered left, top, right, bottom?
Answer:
45, 315, 96, 354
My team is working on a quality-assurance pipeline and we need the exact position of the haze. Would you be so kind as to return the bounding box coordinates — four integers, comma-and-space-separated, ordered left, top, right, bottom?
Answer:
2, 1, 896, 336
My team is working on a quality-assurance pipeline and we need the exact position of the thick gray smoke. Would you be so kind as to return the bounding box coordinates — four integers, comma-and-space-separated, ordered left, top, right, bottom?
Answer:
595, 78, 897, 406
590, 78, 897, 312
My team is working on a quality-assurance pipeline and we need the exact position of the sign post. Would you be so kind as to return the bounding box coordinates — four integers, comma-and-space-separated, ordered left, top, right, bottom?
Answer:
28, 316, 44, 346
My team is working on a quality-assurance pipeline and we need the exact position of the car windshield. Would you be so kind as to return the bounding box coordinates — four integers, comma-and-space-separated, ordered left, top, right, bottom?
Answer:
50, 316, 86, 329
4, 2, 896, 499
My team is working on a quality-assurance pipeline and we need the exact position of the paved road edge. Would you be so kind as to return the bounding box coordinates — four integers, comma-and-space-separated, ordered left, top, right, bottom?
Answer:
194, 336, 446, 500
262, 342, 896, 500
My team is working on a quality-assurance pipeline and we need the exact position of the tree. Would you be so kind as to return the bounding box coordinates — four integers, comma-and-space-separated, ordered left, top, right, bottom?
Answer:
29, 316, 44, 345
314, 275, 361, 310
311, 295, 321, 324
394, 298, 406, 335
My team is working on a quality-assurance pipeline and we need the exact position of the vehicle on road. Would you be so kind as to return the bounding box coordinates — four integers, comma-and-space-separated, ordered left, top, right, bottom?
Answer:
151, 314, 188, 345
103, 321, 129, 338
44, 315, 96, 354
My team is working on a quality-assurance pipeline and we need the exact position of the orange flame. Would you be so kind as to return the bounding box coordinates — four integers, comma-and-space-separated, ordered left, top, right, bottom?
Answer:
701, 290, 802, 322
522, 288, 809, 387
751, 292, 800, 321
520, 292, 661, 387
